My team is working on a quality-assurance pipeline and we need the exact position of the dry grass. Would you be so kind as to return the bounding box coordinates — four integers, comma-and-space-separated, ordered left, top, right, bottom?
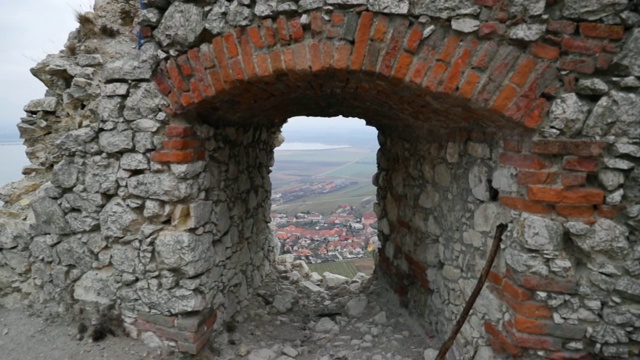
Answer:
75, 10, 99, 39
99, 24, 119, 38
64, 41, 77, 56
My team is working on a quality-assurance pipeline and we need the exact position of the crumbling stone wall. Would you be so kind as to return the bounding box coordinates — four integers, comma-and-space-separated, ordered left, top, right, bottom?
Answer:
2, 0, 640, 357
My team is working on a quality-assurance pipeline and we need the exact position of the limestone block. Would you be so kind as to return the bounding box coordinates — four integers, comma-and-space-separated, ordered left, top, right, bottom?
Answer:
548, 93, 590, 136
99, 130, 133, 153
23, 97, 57, 113
73, 267, 117, 304
563, 0, 628, 20
368, 0, 410, 14
123, 83, 164, 121
155, 231, 214, 277
128, 173, 194, 202
583, 91, 640, 138
508, 23, 546, 41
154, 2, 205, 49
31, 197, 70, 235
410, 0, 480, 18
566, 219, 630, 260
99, 197, 143, 239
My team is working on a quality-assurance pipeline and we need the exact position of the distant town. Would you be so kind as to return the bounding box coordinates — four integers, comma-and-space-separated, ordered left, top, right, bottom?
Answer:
271, 203, 378, 264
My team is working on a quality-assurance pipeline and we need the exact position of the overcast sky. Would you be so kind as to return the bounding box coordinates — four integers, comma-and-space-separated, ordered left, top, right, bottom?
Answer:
0, 0, 92, 136
0, 1, 374, 141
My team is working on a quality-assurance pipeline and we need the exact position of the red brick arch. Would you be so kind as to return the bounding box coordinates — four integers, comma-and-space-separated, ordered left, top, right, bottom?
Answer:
152, 11, 559, 130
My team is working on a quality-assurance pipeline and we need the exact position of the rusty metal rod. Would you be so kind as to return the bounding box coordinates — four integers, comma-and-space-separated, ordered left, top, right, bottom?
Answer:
435, 223, 508, 360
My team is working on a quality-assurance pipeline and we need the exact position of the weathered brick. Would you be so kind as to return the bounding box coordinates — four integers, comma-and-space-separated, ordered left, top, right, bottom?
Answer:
563, 156, 599, 172
561, 172, 587, 187
556, 204, 595, 218
579, 22, 624, 40
532, 140, 606, 157
516, 171, 557, 185
441, 37, 477, 93
405, 24, 423, 53
247, 26, 264, 48
528, 186, 605, 204
598, 204, 623, 219
163, 139, 201, 150
491, 84, 519, 112
472, 41, 498, 70
529, 42, 560, 60
499, 152, 549, 170
559, 56, 596, 74
371, 15, 389, 42
350, 12, 375, 70
513, 315, 586, 339
499, 196, 553, 215
276, 16, 291, 44
509, 268, 578, 294
151, 151, 197, 163
392, 52, 413, 80
166, 125, 194, 138
502, 279, 533, 301
437, 34, 461, 63
223, 33, 239, 58
478, 22, 506, 38
484, 321, 524, 357
457, 70, 482, 99
290, 17, 304, 41
379, 19, 410, 76
547, 20, 577, 34
561, 37, 604, 55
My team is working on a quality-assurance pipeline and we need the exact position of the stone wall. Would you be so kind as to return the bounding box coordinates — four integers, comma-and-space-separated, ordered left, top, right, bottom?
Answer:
1, 0, 640, 357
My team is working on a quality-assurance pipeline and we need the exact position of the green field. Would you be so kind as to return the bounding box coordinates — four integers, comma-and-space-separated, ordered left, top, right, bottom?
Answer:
272, 182, 376, 215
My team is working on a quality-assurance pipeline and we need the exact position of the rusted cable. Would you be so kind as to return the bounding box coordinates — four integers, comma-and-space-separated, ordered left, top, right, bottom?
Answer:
435, 223, 508, 360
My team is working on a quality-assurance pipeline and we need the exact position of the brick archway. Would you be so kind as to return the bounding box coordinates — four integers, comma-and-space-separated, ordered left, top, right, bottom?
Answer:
5, 1, 639, 358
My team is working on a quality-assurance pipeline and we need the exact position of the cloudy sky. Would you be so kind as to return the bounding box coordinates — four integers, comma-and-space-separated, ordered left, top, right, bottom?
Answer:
0, 0, 93, 137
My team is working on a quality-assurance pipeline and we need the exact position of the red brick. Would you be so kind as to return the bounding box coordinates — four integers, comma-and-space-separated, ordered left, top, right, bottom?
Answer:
405, 24, 423, 53
335, 43, 353, 70
269, 50, 285, 75
166, 125, 194, 138
293, 42, 310, 72
255, 53, 271, 77
529, 42, 560, 60
283, 48, 295, 71
499, 152, 549, 170
596, 53, 614, 70
223, 33, 239, 58
502, 279, 533, 301
522, 98, 550, 128
289, 17, 304, 41
517, 171, 557, 185
556, 204, 595, 218
247, 26, 264, 48
474, 45, 520, 106
424, 62, 448, 91
561, 172, 587, 187
491, 84, 518, 112
561, 37, 604, 55
559, 56, 596, 74
437, 34, 461, 63
508, 269, 577, 294
484, 322, 523, 357
371, 15, 389, 42
513, 315, 587, 340
392, 52, 413, 80
163, 139, 201, 150
547, 20, 577, 34
488, 271, 504, 287
510, 56, 538, 87
472, 41, 498, 70
310, 11, 324, 36
379, 19, 410, 76
199, 44, 216, 69
276, 16, 291, 44
309, 42, 323, 72
563, 156, 599, 172
508, 330, 564, 351
457, 70, 482, 99
153, 72, 172, 96
441, 37, 477, 93
598, 205, 623, 219
151, 151, 196, 163
262, 19, 277, 46
331, 12, 345, 26
188, 78, 203, 103
499, 196, 553, 215
229, 58, 245, 81
579, 22, 624, 40
532, 139, 606, 157
350, 12, 375, 70
179, 92, 194, 107
503, 295, 553, 318
140, 26, 152, 38
212, 36, 233, 83
166, 58, 188, 92
176, 54, 193, 78
478, 22, 506, 38
528, 186, 605, 204
207, 69, 225, 93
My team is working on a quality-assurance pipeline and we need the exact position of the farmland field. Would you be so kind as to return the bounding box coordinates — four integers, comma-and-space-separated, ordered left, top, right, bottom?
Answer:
308, 258, 375, 279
